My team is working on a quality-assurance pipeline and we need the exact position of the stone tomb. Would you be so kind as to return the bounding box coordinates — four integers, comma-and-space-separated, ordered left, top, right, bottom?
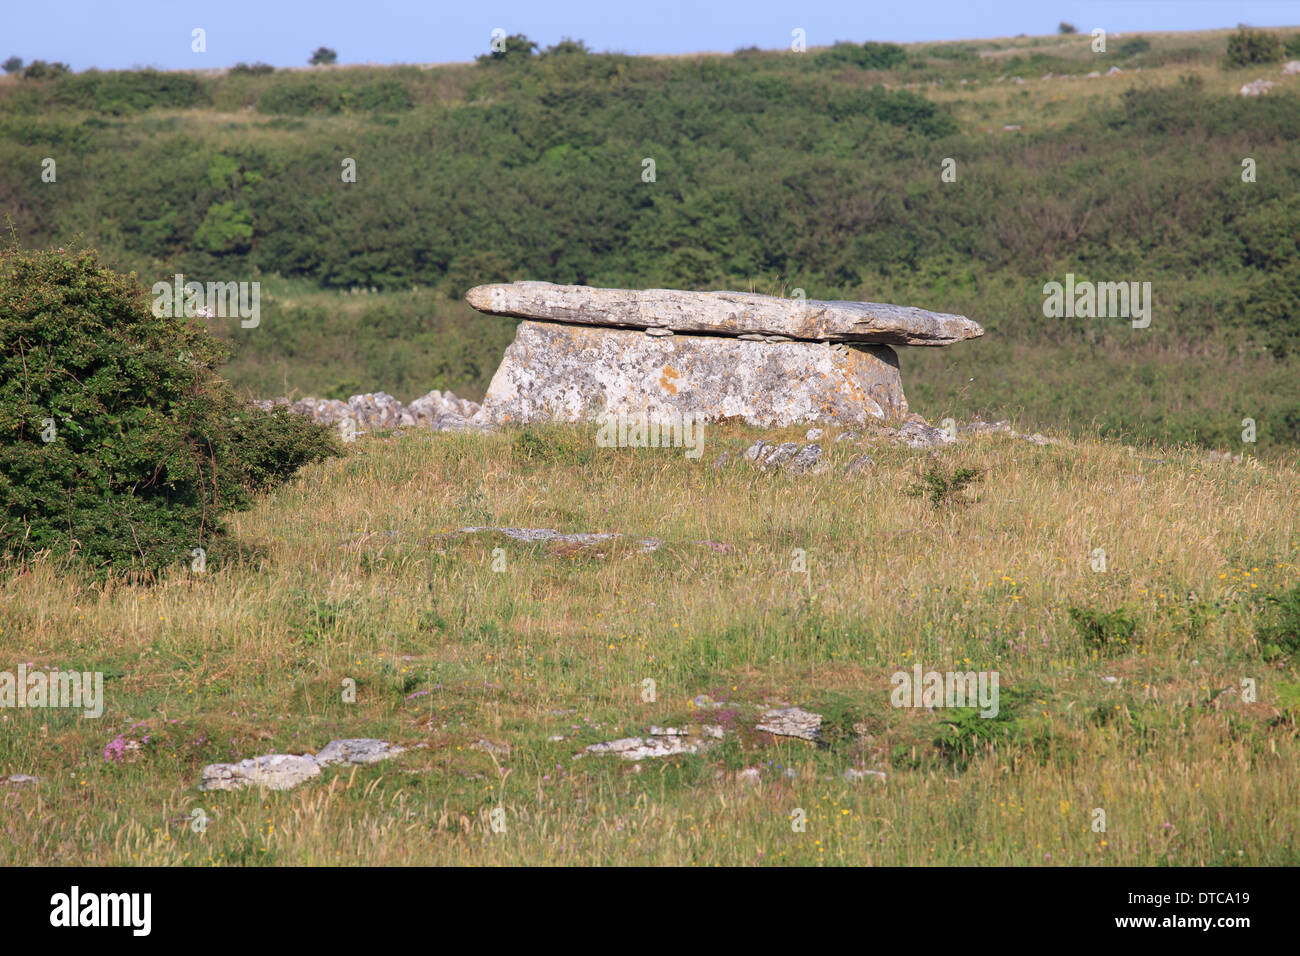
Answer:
466, 282, 983, 428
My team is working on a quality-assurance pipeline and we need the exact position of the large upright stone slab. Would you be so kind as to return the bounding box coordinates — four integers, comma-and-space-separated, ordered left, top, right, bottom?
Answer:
476, 320, 906, 427
467, 281, 983, 346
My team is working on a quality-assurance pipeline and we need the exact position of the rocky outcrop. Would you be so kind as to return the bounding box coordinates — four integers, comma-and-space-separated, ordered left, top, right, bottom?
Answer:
473, 320, 908, 427
255, 389, 481, 432
468, 282, 981, 429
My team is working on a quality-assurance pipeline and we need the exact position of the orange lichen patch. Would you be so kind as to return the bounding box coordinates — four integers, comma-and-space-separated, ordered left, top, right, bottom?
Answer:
659, 366, 681, 394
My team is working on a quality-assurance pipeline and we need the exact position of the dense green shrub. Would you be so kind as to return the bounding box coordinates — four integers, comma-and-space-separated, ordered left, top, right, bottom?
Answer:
2, 56, 22, 75
257, 78, 412, 114
476, 34, 538, 64
1119, 37, 1152, 57
309, 47, 338, 66
1256, 586, 1300, 661
818, 41, 909, 70
50, 69, 208, 114
1286, 35, 1300, 59
0, 245, 338, 576
22, 60, 70, 80
1225, 28, 1281, 67
1067, 606, 1139, 653
230, 62, 275, 75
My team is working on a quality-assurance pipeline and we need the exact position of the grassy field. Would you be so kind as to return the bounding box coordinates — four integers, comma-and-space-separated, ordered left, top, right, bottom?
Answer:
3, 422, 1297, 865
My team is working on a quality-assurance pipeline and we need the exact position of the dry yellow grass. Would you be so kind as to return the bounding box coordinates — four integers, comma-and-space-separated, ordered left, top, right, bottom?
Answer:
2, 421, 1297, 865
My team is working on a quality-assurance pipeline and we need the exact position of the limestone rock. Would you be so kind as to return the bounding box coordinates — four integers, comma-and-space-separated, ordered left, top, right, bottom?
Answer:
477, 321, 905, 427
844, 453, 875, 476
786, 443, 824, 474
467, 281, 983, 346
200, 754, 322, 792
200, 738, 404, 791
314, 738, 406, 766
756, 707, 823, 742
584, 725, 724, 760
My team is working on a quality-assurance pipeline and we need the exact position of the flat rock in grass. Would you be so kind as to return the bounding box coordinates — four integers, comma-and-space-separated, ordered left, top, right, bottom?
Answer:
585, 726, 724, 760
1, 774, 39, 788
756, 707, 823, 742
314, 738, 406, 766
449, 526, 663, 553
474, 321, 907, 427
467, 282, 984, 346
200, 754, 322, 792
200, 739, 405, 791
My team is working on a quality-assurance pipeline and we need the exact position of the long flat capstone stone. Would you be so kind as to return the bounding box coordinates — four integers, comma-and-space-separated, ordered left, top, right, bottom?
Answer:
466, 281, 983, 346
475, 320, 907, 427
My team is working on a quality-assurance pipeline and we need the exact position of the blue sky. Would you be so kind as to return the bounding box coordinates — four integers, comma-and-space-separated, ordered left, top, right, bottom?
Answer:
4, 1, 1298, 71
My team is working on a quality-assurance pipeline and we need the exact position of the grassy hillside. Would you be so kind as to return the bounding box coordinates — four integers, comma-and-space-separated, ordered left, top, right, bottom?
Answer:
2, 424, 1297, 865
1, 26, 1299, 454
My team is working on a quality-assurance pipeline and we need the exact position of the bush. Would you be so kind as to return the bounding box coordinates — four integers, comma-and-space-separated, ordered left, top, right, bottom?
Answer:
1119, 37, 1152, 57
22, 60, 70, 80
309, 47, 338, 66
1256, 586, 1300, 661
907, 463, 982, 507
230, 62, 275, 75
1225, 28, 1281, 67
477, 34, 538, 64
0, 245, 338, 576
1067, 606, 1139, 653
818, 41, 908, 71
1286, 35, 1300, 59
1058, 23, 1077, 35
2, 56, 22, 74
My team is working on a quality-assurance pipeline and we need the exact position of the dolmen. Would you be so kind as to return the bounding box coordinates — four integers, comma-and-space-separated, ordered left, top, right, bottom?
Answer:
466, 282, 983, 428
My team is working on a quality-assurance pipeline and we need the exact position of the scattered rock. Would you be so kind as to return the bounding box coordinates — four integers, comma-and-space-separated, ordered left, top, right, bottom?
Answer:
255, 389, 482, 434
737, 767, 763, 786
844, 453, 875, 476
1240, 79, 1274, 97
0, 774, 38, 788
471, 739, 510, 757
898, 420, 955, 449
843, 768, 887, 782
1019, 432, 1053, 446
834, 430, 859, 443
448, 526, 663, 553
200, 754, 322, 792
1086, 71, 1101, 79
200, 738, 404, 791
1106, 66, 1122, 76
785, 443, 824, 475
758, 441, 801, 470
712, 452, 731, 469
960, 419, 1011, 435
315, 738, 406, 766
584, 726, 724, 760
805, 428, 824, 441
1283, 60, 1300, 76
756, 707, 823, 742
